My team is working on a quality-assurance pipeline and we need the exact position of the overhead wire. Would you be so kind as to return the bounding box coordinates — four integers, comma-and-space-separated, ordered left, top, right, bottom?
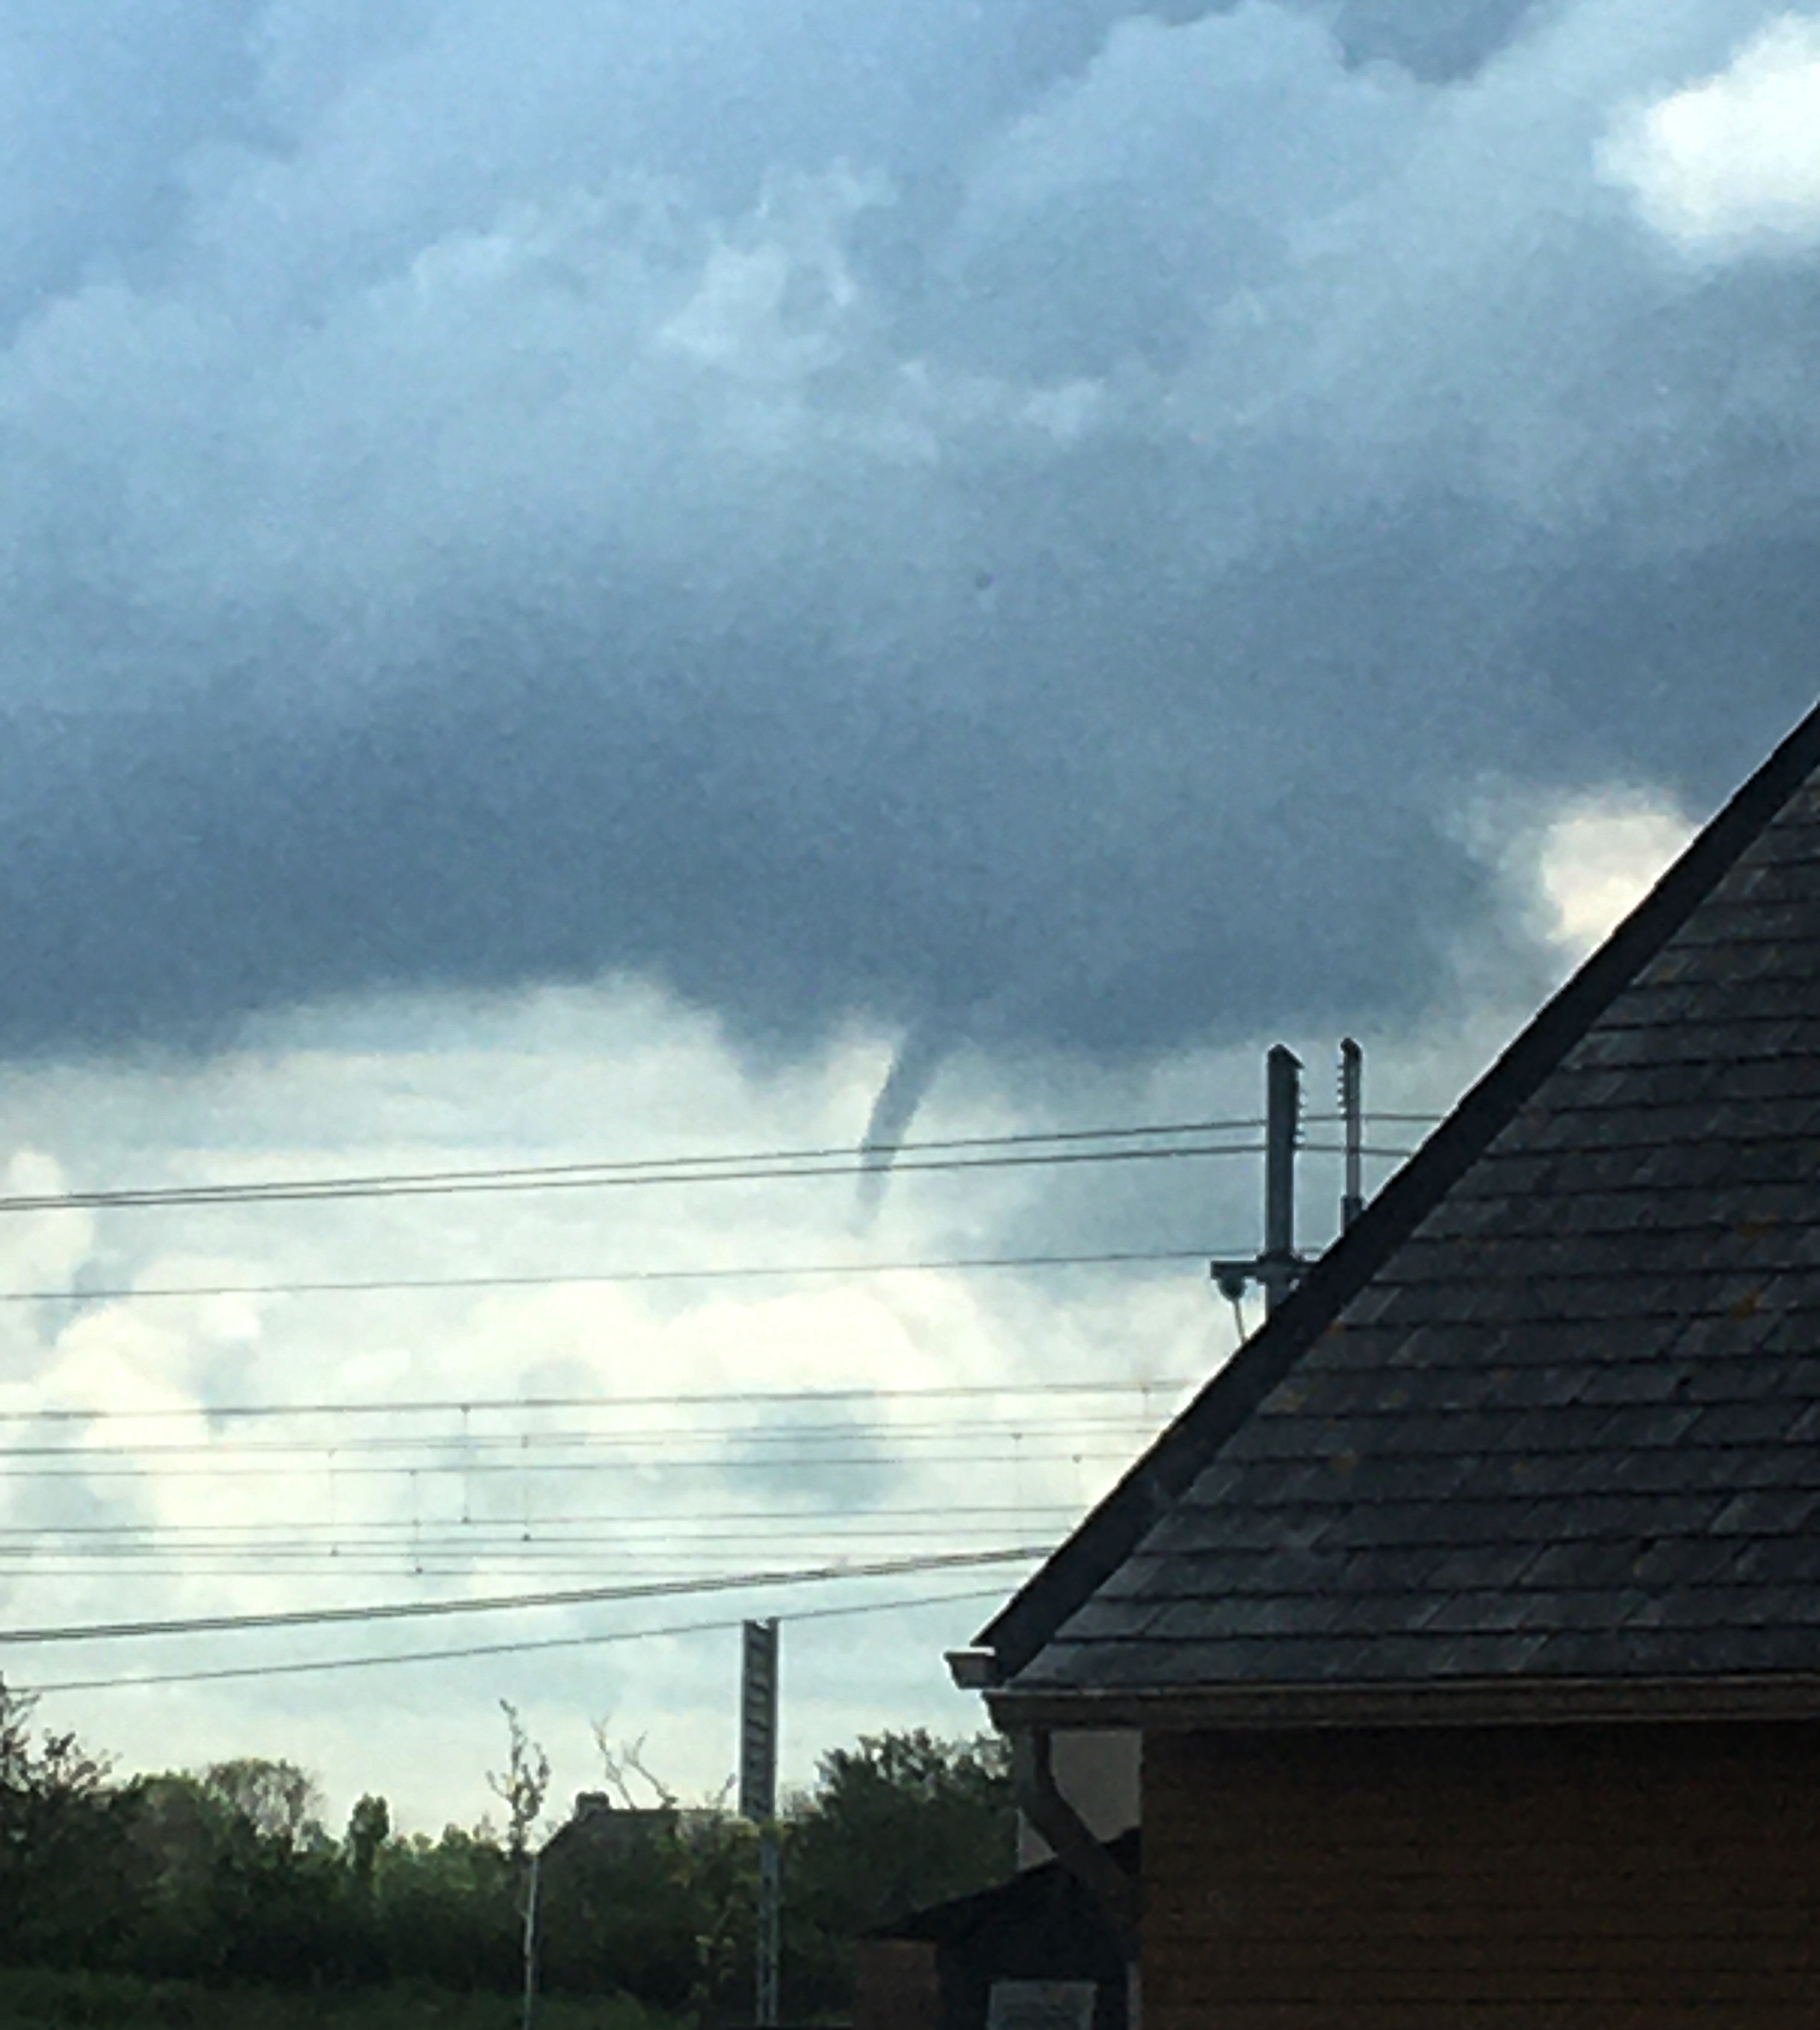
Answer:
0, 1101, 1436, 1713
0, 1375, 1195, 1426
0, 1504, 1088, 1582
0, 1500, 1079, 1538
0, 1116, 1275, 1217
0, 1411, 1165, 1463
0, 1544, 1049, 1646
0, 1246, 1219, 1310
0, 1104, 1438, 1223
0, 1450, 1138, 1482
0, 1115, 1422, 1224
0, 1107, 1420, 1321
14, 1583, 1018, 1697
0, 1515, 1082, 1540
1305, 1110, 1443, 1127
0, 1107, 1426, 1641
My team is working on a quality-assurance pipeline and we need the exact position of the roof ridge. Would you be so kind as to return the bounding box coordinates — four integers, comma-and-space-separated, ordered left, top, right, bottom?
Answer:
975, 696, 1820, 1682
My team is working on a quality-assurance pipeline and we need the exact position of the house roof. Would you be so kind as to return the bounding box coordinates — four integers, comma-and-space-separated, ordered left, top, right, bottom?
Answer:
977, 699, 1820, 1728
868, 1831, 1140, 1947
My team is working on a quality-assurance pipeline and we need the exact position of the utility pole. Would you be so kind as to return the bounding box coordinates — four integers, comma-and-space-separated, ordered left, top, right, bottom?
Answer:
1261, 1044, 1301, 1313
1213, 1041, 1372, 1328
740, 1619, 781, 2029
520, 1848, 542, 2030
1213, 1044, 1305, 1319
1339, 1037, 1365, 1231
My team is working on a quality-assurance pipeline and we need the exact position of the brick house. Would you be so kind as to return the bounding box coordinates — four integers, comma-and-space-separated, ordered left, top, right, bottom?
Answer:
952, 704, 1820, 2028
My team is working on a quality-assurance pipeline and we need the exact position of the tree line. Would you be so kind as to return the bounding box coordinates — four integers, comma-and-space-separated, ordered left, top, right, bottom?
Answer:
0, 1680, 1014, 2022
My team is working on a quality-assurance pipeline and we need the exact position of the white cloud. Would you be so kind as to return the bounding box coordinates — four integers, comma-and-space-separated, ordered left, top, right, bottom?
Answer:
1538, 794, 1696, 958
0, 958, 1552, 1830
0, 985, 1237, 1825
1603, 13, 1820, 253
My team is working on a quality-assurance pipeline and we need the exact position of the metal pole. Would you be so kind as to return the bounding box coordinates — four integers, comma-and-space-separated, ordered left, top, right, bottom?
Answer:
520, 1848, 541, 2030
757, 1830, 782, 2029
1340, 1038, 1364, 1231
1264, 1045, 1302, 1312
740, 1619, 782, 2028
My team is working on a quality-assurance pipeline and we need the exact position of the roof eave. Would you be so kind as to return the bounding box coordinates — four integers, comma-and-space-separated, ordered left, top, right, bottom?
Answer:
988, 1672, 1820, 1732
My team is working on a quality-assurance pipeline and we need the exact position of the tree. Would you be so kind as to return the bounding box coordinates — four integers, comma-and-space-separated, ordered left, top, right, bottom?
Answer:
121, 1771, 242, 1975
202, 1758, 325, 1851
346, 1793, 391, 1888
592, 1720, 677, 1810
487, 1703, 551, 1871
0, 1677, 132, 1968
782, 1729, 1016, 2013
373, 1825, 519, 1990
488, 1701, 552, 2023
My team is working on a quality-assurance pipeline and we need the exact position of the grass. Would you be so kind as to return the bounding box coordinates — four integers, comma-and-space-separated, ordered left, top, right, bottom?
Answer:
0, 1971, 677, 2030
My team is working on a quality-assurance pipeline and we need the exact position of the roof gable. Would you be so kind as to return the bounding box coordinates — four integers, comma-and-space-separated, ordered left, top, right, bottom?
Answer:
981, 699, 1820, 1720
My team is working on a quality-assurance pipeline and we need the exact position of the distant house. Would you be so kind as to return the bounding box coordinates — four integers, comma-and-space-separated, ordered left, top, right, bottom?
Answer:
855, 1833, 1137, 2030
535, 1792, 692, 2004
952, 703, 1820, 2028
541, 1790, 679, 1869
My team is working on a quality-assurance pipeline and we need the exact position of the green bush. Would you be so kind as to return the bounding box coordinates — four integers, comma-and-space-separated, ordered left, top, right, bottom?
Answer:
1, 1678, 1011, 2026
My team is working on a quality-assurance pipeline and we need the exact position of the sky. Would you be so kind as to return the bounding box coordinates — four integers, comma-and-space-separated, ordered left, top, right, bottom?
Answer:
0, 0, 1815, 1833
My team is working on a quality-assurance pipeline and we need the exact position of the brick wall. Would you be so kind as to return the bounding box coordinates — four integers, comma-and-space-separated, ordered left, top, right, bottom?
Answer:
1144, 1719, 1820, 2030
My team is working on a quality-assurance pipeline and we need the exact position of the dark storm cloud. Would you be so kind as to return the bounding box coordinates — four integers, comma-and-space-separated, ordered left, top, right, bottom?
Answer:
0, 0, 1816, 1061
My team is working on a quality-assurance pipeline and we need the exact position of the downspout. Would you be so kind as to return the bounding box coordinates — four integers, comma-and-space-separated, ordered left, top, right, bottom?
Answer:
1009, 1727, 1142, 1950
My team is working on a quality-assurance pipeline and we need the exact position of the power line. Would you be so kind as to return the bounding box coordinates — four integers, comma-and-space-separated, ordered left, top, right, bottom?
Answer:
0, 1518, 1079, 1554
0, 1375, 1195, 1427
1306, 1111, 1444, 1127
0, 1556, 1048, 1581
0, 1109, 1437, 1224
0, 1517, 1082, 1544
0, 1138, 1268, 1210
0, 1550, 1055, 1583
0, 1245, 1218, 1310
0, 1558, 1033, 1580
0, 1546, 1049, 1646
14, 1584, 1018, 1697
0, 1541, 1072, 1575
0, 1450, 1133, 1482
0, 1411, 1162, 1463
0, 1118, 1273, 1218
0, 1502, 1082, 1538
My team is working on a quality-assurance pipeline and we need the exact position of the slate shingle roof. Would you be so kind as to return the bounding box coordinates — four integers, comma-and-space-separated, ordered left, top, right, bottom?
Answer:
980, 702, 1820, 1722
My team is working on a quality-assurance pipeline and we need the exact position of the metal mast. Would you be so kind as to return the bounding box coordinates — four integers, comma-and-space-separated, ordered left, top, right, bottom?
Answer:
1213, 1044, 1305, 1320
740, 1619, 782, 2029
1261, 1044, 1302, 1313
1340, 1037, 1365, 1231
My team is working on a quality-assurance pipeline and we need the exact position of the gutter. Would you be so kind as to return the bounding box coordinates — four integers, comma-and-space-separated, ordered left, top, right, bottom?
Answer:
988, 1671, 1820, 1733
